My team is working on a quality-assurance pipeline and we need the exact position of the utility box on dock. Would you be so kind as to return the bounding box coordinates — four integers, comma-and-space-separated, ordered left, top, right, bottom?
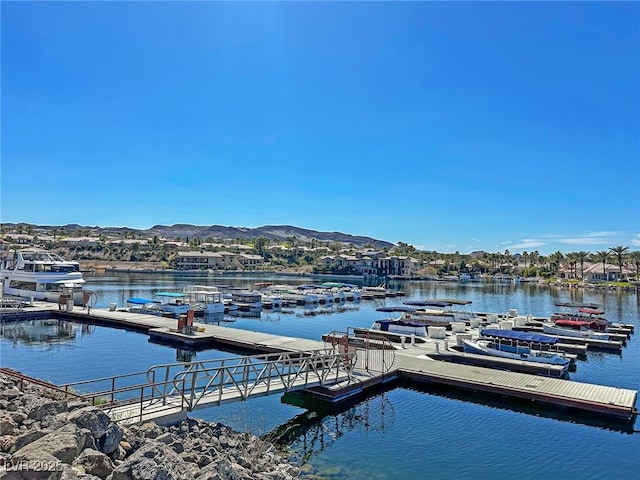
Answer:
177, 315, 187, 332
428, 326, 446, 339
66, 299, 74, 312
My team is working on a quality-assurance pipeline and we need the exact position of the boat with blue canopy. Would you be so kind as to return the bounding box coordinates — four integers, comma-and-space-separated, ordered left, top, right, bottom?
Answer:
154, 292, 191, 316
126, 297, 163, 315
478, 328, 574, 367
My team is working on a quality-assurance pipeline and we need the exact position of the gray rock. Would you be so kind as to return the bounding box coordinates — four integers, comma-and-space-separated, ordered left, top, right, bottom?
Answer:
27, 401, 68, 422
59, 464, 102, 480
12, 428, 48, 453
13, 424, 91, 465
96, 425, 122, 456
66, 408, 110, 439
0, 387, 22, 400
107, 442, 192, 480
0, 451, 63, 480
72, 449, 115, 480
129, 422, 162, 440
1, 418, 17, 435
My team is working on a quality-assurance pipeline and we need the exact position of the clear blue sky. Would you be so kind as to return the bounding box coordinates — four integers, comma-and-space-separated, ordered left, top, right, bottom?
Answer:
2, 1, 639, 255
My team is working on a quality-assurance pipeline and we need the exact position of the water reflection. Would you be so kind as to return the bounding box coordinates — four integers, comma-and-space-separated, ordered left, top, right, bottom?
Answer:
276, 390, 396, 463
0, 319, 95, 346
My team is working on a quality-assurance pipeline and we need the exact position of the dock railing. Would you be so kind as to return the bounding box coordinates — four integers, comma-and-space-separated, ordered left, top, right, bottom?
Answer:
55, 348, 355, 423
325, 329, 396, 374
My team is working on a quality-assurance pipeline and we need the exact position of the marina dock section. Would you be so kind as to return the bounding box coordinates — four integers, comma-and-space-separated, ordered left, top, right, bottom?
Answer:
1, 302, 637, 422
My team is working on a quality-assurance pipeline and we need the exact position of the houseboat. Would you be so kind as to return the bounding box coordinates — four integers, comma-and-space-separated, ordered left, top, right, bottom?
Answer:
0, 248, 86, 305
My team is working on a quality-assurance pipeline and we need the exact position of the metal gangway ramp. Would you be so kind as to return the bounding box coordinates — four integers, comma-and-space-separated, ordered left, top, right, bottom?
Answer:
60, 349, 355, 425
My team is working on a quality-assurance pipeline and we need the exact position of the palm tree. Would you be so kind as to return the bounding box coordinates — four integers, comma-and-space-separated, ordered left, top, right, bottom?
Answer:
594, 250, 610, 281
629, 251, 640, 280
609, 246, 630, 280
565, 252, 578, 278
575, 251, 590, 281
549, 251, 564, 276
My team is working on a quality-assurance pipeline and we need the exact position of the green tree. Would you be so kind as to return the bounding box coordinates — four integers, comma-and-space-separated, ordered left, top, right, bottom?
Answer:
575, 251, 590, 281
609, 246, 630, 280
549, 251, 564, 276
594, 250, 610, 281
628, 251, 640, 279
253, 236, 269, 255
565, 252, 578, 278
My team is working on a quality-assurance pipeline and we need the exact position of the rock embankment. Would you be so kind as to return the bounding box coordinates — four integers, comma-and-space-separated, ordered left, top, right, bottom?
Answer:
0, 373, 300, 479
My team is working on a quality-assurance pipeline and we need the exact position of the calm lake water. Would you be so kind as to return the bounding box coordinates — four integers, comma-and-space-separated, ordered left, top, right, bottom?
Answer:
2, 272, 639, 479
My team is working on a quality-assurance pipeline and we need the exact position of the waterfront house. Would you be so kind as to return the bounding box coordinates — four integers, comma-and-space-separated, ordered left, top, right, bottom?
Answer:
583, 262, 632, 282
174, 251, 264, 271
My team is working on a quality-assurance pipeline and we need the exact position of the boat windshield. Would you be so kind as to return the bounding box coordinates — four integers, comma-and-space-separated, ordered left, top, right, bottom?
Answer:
21, 251, 66, 262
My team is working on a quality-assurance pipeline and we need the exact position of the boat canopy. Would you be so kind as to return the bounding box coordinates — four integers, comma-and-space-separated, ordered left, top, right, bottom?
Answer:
431, 298, 472, 305
404, 300, 452, 308
126, 297, 155, 305
555, 319, 600, 328
480, 328, 558, 345
377, 319, 426, 328
577, 307, 605, 315
376, 306, 417, 313
320, 282, 358, 288
555, 301, 602, 309
155, 292, 189, 298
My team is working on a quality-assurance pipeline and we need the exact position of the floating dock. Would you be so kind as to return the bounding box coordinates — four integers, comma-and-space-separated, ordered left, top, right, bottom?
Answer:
1, 303, 637, 421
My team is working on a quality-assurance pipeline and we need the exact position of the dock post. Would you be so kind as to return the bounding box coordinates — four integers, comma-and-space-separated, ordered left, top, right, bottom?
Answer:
435, 342, 440, 354
400, 336, 406, 349
411, 335, 416, 346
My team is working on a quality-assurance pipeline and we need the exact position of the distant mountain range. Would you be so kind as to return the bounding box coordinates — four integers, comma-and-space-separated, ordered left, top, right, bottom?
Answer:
6, 223, 395, 249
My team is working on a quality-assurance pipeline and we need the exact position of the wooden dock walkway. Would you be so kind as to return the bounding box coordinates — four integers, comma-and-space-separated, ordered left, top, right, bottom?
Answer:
3, 303, 638, 421
391, 344, 636, 419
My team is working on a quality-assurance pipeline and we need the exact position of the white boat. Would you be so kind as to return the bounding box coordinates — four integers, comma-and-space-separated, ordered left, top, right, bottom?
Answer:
371, 319, 428, 337
319, 282, 363, 301
183, 290, 225, 315
461, 339, 571, 371
230, 291, 262, 309
269, 285, 319, 305
261, 294, 283, 308
126, 297, 164, 315
0, 248, 86, 305
542, 323, 610, 340
403, 299, 477, 323
154, 292, 191, 316
297, 285, 334, 304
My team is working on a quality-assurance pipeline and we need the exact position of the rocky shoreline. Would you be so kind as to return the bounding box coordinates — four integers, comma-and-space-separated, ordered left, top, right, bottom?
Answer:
0, 372, 300, 479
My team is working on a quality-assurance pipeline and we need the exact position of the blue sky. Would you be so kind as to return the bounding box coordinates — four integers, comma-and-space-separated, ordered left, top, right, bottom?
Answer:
2, 2, 639, 255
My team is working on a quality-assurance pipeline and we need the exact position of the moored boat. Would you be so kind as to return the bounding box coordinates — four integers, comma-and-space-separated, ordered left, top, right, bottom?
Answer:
461, 339, 571, 371
154, 292, 191, 316
371, 319, 428, 337
183, 290, 225, 315
0, 248, 86, 305
403, 299, 478, 323
542, 322, 610, 340
126, 297, 163, 315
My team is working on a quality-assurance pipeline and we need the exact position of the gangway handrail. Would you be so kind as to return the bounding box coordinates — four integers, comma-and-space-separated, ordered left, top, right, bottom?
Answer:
144, 349, 346, 400
172, 349, 355, 410
28, 348, 355, 424
174, 352, 355, 410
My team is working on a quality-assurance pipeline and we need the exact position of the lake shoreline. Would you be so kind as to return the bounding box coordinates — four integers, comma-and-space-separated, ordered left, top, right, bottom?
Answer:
0, 371, 301, 479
